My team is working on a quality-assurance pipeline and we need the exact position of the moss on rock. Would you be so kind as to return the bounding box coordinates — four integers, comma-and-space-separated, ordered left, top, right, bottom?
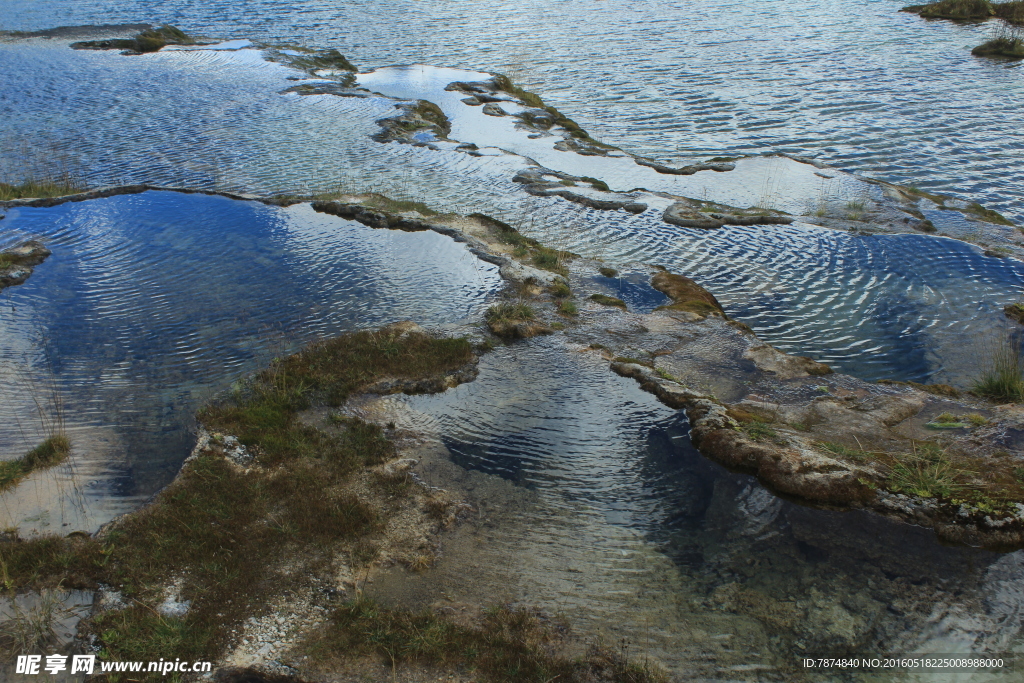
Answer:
71, 25, 195, 54
651, 270, 726, 318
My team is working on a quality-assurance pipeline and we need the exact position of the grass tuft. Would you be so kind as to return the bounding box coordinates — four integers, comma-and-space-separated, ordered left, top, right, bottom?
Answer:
0, 436, 71, 493
974, 337, 1024, 402
71, 25, 195, 54
0, 173, 83, 201
742, 419, 777, 441
305, 599, 667, 683
907, 0, 994, 20
486, 301, 536, 325
590, 293, 627, 309
815, 441, 874, 460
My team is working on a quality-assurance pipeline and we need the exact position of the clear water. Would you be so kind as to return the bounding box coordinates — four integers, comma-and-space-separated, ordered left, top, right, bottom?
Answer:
366, 338, 1024, 678
1, 41, 1022, 385
0, 191, 500, 532
1, 5, 1023, 674
3, 0, 1021, 225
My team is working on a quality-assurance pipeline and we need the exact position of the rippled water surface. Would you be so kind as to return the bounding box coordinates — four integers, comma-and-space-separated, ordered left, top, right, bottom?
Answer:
0, 191, 499, 531
1, 4, 1024, 674
3, 0, 1022, 224
1, 41, 1022, 384
364, 338, 1024, 678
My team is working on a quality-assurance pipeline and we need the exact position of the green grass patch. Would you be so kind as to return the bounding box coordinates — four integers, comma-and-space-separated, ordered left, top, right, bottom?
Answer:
0, 435, 71, 493
557, 300, 578, 316
742, 419, 777, 441
71, 25, 195, 53
548, 280, 571, 298
654, 368, 678, 382
359, 193, 439, 216
580, 176, 610, 192
974, 338, 1024, 402
590, 293, 627, 309
531, 247, 569, 275
598, 266, 619, 278
1, 328, 476, 663
0, 176, 83, 201
815, 441, 875, 460
305, 599, 666, 683
995, 1, 1024, 23
492, 75, 546, 108
486, 301, 536, 326
965, 202, 1015, 225
904, 0, 994, 20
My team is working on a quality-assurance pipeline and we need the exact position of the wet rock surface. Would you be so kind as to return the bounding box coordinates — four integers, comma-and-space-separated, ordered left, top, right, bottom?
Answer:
0, 239, 52, 290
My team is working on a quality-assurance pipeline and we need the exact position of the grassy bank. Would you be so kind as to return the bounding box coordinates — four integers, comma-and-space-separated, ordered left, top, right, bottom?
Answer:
0, 436, 71, 493
304, 600, 666, 682
0, 175, 83, 201
0, 327, 476, 663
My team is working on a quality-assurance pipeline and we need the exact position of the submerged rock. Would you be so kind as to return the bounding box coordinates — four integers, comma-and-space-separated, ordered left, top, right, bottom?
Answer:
512, 167, 645, 211
635, 157, 735, 175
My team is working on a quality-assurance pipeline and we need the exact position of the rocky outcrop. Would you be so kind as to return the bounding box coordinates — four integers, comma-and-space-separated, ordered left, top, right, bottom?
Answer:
372, 100, 451, 145
512, 168, 647, 212
663, 200, 794, 230
0, 240, 52, 291
70, 25, 195, 54
635, 157, 735, 175
743, 342, 832, 378
650, 269, 726, 318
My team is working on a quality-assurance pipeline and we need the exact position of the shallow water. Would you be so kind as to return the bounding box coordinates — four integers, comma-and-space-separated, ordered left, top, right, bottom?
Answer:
0, 191, 500, 531
1, 40, 1022, 385
367, 337, 1024, 678
1, 7, 1023, 676
3, 0, 1021, 224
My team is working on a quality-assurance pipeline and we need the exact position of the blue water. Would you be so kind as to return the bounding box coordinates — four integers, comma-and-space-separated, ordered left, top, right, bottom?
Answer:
0, 190, 499, 527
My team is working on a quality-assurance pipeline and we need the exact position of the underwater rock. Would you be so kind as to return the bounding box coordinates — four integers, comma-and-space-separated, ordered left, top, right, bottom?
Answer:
0, 239, 51, 290
512, 167, 643, 211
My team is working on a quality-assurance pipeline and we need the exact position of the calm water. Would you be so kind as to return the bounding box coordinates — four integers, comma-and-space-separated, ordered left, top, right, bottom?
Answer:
1, 40, 1022, 384
0, 4, 1023, 675
0, 191, 499, 531
3, 0, 1021, 224
369, 338, 1023, 678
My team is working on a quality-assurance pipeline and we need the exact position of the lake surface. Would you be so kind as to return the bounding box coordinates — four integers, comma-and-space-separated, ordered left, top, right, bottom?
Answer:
3, 0, 1021, 225
0, 192, 499, 531
2, 2, 1024, 676
1, 38, 1022, 385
